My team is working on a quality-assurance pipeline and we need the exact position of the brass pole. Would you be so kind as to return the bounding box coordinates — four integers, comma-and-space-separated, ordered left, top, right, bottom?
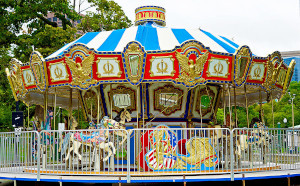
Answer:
223, 84, 226, 127
54, 88, 57, 130
28, 104, 30, 129
44, 91, 48, 124
142, 84, 145, 129
97, 86, 100, 125
110, 84, 113, 120
259, 89, 263, 123
234, 86, 237, 128
78, 90, 81, 129
90, 95, 92, 121
199, 86, 203, 128
244, 85, 249, 128
69, 88, 73, 130
228, 86, 232, 129
271, 90, 274, 128
137, 85, 140, 128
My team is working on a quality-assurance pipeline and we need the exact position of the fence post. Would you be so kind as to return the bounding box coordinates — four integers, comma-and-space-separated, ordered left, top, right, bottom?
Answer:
230, 129, 234, 181
126, 130, 131, 183
36, 131, 41, 181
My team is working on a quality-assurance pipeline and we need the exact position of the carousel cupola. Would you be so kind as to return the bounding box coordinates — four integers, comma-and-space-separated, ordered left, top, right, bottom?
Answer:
135, 6, 166, 26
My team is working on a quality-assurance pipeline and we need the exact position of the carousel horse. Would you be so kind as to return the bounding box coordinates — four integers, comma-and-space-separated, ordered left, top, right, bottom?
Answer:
213, 124, 248, 168
100, 108, 133, 147
248, 119, 271, 164
62, 117, 116, 168
31, 109, 55, 159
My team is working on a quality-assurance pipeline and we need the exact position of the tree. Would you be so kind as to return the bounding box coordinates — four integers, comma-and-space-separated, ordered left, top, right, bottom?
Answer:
77, 0, 132, 32
0, 0, 132, 131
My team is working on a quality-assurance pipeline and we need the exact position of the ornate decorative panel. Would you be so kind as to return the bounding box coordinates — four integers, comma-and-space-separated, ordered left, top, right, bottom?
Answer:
276, 68, 286, 86
96, 57, 122, 78
7, 59, 27, 99
207, 58, 229, 78
233, 46, 252, 87
149, 55, 175, 77
123, 42, 146, 85
64, 45, 96, 88
175, 41, 208, 86
49, 62, 69, 82
153, 84, 183, 116
110, 86, 136, 113
22, 69, 35, 86
30, 51, 47, 91
248, 62, 265, 81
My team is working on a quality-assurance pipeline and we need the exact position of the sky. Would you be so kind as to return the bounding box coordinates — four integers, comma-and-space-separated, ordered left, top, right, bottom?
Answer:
83, 0, 300, 57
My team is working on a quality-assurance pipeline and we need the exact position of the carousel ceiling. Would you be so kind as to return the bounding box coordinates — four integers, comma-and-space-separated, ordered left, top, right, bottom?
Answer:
5, 5, 296, 111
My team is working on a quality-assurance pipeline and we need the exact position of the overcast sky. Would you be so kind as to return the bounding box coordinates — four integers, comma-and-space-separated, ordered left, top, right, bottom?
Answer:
84, 0, 300, 56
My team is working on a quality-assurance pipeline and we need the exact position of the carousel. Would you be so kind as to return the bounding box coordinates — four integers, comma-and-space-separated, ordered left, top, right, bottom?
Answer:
2, 5, 299, 184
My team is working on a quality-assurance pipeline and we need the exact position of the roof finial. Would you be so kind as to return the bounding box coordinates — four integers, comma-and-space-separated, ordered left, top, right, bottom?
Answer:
135, 6, 166, 26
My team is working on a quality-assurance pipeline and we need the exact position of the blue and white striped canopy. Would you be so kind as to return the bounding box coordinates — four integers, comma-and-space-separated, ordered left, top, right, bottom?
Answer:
46, 22, 239, 59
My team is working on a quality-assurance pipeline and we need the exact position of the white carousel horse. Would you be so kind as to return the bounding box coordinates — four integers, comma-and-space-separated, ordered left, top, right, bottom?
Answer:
62, 117, 116, 168
100, 108, 133, 147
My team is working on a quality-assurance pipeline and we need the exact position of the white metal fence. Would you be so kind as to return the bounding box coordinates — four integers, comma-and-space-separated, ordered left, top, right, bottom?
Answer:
0, 128, 299, 182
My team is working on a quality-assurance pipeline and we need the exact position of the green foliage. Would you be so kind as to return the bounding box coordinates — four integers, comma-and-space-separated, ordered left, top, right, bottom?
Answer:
216, 81, 300, 128
77, 0, 132, 32
0, 0, 131, 131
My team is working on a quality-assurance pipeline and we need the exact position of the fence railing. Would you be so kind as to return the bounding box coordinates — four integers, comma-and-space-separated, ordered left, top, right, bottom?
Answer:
0, 128, 299, 182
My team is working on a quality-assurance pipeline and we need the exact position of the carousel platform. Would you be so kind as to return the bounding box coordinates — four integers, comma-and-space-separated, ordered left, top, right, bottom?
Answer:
0, 169, 299, 183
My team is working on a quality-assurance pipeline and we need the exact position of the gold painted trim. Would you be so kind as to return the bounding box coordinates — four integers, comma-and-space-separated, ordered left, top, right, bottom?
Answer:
276, 67, 286, 86
234, 47, 251, 85
6, 68, 18, 101
49, 62, 69, 82
283, 60, 296, 93
206, 58, 230, 78
124, 43, 144, 84
96, 57, 122, 78
149, 55, 175, 77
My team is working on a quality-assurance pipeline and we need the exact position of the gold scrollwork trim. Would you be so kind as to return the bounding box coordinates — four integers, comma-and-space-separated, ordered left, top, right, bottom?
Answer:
96, 57, 122, 78
124, 43, 144, 84
149, 55, 175, 77
276, 67, 286, 86
110, 85, 136, 113
206, 58, 229, 78
154, 84, 183, 116
49, 63, 69, 82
